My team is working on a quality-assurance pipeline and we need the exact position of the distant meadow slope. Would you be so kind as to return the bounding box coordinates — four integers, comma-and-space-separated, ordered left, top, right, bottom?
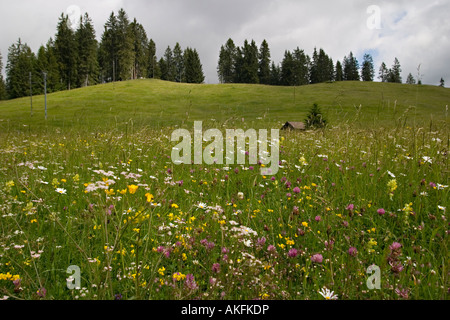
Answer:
0, 79, 449, 132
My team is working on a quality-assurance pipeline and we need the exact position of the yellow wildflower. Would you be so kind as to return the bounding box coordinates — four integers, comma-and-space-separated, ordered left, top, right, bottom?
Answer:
172, 272, 186, 281
128, 185, 139, 194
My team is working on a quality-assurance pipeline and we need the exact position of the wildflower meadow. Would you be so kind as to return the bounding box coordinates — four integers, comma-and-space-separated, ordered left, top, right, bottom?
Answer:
0, 117, 447, 301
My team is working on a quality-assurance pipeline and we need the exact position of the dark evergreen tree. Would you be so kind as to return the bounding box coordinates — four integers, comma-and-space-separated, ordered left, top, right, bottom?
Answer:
44, 39, 62, 92
233, 47, 244, 83
158, 57, 167, 81
161, 46, 176, 81
55, 13, 78, 90
183, 47, 204, 84
309, 47, 320, 84
34, 45, 48, 94
305, 103, 327, 129
99, 12, 118, 82
387, 58, 402, 83
76, 13, 99, 87
327, 58, 335, 82
342, 52, 359, 81
280, 50, 295, 86
361, 53, 375, 81
378, 62, 388, 82
173, 42, 184, 82
335, 60, 343, 81
269, 61, 281, 86
241, 40, 259, 84
6, 39, 36, 99
116, 9, 134, 81
0, 50, 7, 100
129, 18, 149, 80
406, 73, 415, 85
147, 39, 160, 79
217, 38, 236, 83
258, 40, 271, 85
310, 48, 333, 84
292, 47, 310, 85
439, 78, 445, 87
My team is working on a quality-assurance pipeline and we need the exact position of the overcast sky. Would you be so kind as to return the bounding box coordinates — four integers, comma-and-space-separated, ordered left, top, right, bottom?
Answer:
0, 0, 448, 85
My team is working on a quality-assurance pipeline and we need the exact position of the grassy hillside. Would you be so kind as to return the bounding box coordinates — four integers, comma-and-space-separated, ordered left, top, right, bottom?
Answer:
0, 79, 449, 131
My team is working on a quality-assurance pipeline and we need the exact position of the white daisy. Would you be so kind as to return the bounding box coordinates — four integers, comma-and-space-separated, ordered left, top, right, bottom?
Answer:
55, 188, 67, 195
319, 287, 338, 300
196, 202, 207, 210
422, 156, 432, 164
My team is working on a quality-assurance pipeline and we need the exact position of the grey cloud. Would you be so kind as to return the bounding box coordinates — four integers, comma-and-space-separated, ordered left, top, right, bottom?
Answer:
0, 0, 448, 85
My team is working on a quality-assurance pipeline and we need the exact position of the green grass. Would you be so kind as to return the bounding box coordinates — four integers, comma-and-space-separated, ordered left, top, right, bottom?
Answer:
0, 80, 448, 301
0, 79, 449, 131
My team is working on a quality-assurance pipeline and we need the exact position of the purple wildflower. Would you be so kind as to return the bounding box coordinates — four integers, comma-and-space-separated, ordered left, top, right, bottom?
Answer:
288, 248, 299, 258
37, 287, 47, 298
348, 247, 358, 257
185, 274, 199, 291
212, 263, 221, 273
311, 253, 323, 264
389, 242, 402, 251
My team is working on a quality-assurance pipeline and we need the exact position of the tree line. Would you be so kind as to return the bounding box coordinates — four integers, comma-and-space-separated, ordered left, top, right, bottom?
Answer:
0, 8, 205, 100
217, 38, 444, 87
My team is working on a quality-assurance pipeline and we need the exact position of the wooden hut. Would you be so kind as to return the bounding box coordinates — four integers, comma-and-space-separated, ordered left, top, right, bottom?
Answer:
281, 122, 306, 131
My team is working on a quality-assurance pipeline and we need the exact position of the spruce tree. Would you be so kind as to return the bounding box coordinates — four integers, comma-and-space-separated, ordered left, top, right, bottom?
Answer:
217, 38, 236, 83
34, 45, 48, 94
440, 78, 445, 87
305, 103, 327, 129
361, 53, 375, 81
310, 48, 333, 84
378, 62, 388, 82
292, 48, 309, 86
147, 39, 160, 79
233, 47, 244, 83
309, 47, 319, 84
335, 61, 343, 81
343, 52, 359, 81
55, 13, 78, 90
388, 58, 402, 83
130, 18, 149, 80
327, 58, 335, 82
6, 39, 36, 99
173, 42, 184, 82
258, 40, 271, 85
99, 12, 118, 82
0, 50, 7, 100
241, 40, 259, 84
269, 61, 281, 86
45, 39, 62, 92
406, 73, 415, 85
158, 57, 167, 81
280, 50, 295, 86
183, 47, 204, 84
116, 9, 134, 81
76, 13, 99, 87
161, 46, 176, 81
